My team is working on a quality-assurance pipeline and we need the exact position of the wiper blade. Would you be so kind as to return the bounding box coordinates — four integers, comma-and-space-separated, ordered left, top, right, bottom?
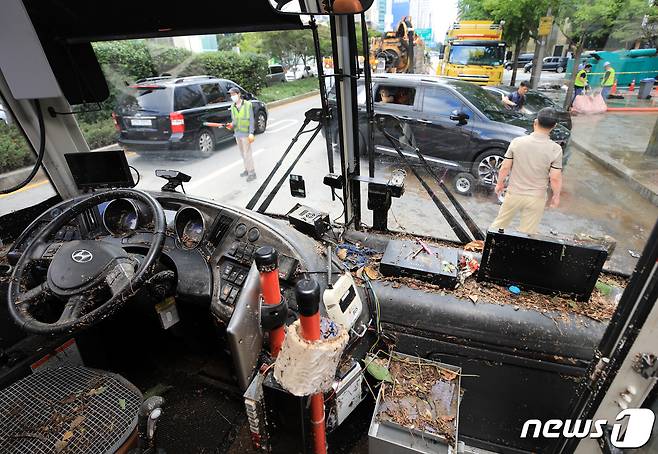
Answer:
377, 116, 482, 243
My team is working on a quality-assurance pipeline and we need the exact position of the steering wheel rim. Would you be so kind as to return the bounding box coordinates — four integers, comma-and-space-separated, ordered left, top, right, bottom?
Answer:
7, 188, 166, 335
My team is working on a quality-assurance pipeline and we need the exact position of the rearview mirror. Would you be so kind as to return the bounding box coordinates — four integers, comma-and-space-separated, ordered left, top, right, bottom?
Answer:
450, 110, 469, 124
269, 0, 374, 15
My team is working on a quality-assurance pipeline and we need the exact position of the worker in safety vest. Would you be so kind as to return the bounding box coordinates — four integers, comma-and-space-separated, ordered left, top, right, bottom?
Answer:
573, 63, 592, 102
601, 61, 616, 100
226, 87, 257, 181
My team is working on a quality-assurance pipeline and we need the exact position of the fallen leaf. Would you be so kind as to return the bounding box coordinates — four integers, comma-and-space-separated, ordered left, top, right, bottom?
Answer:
364, 354, 393, 383
468, 295, 478, 304
440, 369, 458, 381
55, 440, 68, 453
118, 398, 126, 410
464, 240, 484, 252
70, 415, 85, 430
61, 393, 77, 404
440, 415, 455, 422
595, 280, 613, 296
62, 431, 74, 441
336, 248, 348, 260
87, 386, 105, 396
364, 265, 380, 280
356, 266, 364, 280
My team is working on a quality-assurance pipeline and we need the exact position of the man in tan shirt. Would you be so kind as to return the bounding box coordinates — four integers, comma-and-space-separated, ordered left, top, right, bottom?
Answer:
490, 107, 563, 234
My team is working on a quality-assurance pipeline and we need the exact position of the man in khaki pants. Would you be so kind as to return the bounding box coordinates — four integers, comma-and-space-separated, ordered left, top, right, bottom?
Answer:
490, 107, 563, 234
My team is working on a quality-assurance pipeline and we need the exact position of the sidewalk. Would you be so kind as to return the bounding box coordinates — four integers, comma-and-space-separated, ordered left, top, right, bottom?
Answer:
569, 111, 658, 206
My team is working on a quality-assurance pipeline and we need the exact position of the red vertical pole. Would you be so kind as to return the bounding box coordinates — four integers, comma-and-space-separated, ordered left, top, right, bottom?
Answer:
254, 246, 286, 357
295, 278, 327, 454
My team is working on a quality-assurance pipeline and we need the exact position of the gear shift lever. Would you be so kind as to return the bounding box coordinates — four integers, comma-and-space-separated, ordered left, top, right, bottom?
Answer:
137, 396, 165, 453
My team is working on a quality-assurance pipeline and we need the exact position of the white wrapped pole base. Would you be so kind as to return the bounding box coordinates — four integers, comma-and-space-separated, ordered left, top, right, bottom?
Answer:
273, 318, 349, 396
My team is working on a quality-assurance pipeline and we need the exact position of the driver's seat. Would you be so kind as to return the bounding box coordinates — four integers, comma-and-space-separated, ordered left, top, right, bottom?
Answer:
0, 366, 157, 454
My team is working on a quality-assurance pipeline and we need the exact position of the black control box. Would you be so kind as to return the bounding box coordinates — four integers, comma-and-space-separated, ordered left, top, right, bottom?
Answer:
262, 371, 312, 454
380, 240, 459, 288
478, 230, 608, 301
286, 203, 330, 239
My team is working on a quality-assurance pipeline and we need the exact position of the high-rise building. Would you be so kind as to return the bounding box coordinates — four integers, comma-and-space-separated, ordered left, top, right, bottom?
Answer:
368, 0, 394, 33
409, 0, 433, 30
363, 1, 379, 28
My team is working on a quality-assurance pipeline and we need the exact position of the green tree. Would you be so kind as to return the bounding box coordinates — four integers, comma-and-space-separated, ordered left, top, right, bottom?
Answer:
239, 32, 267, 54
555, 0, 624, 108
610, 0, 658, 47
458, 0, 490, 19
458, 0, 551, 86
255, 29, 317, 69
216, 33, 243, 52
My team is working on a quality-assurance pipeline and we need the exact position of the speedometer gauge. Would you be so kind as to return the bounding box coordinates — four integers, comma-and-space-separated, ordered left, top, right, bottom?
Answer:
103, 199, 141, 236
174, 207, 205, 249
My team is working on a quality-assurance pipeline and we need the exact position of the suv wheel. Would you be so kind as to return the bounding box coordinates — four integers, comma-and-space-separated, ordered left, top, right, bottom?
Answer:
473, 150, 505, 186
196, 129, 215, 156
556, 66, 564, 73
255, 110, 267, 134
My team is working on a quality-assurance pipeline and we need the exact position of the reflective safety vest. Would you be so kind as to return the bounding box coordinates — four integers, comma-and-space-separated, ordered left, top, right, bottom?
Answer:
231, 101, 253, 134
603, 67, 616, 86
575, 69, 588, 88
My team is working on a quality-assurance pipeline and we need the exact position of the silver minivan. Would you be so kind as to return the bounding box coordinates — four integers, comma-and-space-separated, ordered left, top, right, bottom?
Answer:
266, 64, 286, 85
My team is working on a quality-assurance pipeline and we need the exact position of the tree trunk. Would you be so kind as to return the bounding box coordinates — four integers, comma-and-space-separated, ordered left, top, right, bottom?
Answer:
563, 36, 586, 110
529, 39, 541, 86
510, 36, 523, 86
646, 119, 658, 157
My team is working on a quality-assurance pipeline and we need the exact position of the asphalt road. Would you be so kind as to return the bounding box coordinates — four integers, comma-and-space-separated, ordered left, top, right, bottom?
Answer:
1, 94, 656, 274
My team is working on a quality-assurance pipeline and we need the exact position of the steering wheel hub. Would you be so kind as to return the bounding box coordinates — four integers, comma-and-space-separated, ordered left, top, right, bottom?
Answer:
47, 240, 130, 295
7, 188, 166, 335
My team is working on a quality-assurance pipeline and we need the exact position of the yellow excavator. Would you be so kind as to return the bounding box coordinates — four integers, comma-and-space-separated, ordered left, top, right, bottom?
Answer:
370, 16, 426, 73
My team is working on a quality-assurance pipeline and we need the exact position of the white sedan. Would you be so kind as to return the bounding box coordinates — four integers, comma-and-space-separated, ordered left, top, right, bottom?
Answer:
285, 65, 316, 81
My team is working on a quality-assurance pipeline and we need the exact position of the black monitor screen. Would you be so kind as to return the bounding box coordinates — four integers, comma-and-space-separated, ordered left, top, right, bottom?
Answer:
65, 151, 134, 190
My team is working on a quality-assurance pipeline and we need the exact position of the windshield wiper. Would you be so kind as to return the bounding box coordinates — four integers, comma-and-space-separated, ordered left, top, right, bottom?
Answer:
376, 116, 484, 243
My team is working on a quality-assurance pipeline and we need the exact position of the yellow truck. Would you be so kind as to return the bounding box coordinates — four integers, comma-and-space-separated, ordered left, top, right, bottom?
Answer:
438, 20, 506, 86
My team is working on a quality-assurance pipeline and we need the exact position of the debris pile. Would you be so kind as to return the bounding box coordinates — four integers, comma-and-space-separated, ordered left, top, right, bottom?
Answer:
377, 354, 459, 444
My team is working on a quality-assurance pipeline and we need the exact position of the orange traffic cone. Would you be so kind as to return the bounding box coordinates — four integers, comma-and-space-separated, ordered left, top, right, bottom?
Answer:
629, 79, 636, 92
611, 80, 617, 94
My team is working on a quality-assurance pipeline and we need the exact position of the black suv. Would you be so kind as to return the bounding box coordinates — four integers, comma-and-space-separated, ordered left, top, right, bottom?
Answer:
504, 53, 534, 70
524, 56, 568, 73
326, 74, 570, 187
113, 76, 268, 155
483, 85, 573, 130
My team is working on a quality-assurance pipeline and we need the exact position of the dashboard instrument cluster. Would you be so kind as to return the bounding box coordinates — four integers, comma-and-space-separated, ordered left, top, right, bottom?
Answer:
8, 192, 324, 323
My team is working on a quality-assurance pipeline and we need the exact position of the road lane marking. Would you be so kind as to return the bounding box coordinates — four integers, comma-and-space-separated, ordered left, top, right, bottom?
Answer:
266, 119, 298, 134
0, 179, 49, 199
187, 148, 267, 190
265, 119, 285, 129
